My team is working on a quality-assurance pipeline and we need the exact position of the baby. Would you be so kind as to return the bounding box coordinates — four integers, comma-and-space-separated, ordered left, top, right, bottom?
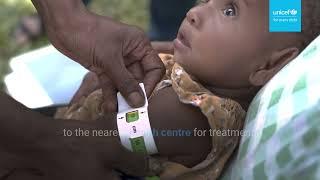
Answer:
57, 0, 320, 179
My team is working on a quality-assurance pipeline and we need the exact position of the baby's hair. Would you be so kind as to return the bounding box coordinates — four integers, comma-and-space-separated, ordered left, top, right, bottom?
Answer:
300, 0, 320, 49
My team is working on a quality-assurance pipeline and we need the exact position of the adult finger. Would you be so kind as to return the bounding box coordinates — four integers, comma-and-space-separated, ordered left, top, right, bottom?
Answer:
121, 28, 164, 98
140, 49, 165, 97
70, 72, 100, 104
98, 73, 118, 113
106, 60, 145, 108
127, 62, 144, 82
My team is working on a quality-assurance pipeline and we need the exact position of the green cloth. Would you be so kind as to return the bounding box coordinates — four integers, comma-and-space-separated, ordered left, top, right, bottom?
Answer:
221, 35, 320, 180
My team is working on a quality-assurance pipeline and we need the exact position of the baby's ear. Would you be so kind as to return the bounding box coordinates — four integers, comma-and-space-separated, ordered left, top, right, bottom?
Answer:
249, 47, 300, 86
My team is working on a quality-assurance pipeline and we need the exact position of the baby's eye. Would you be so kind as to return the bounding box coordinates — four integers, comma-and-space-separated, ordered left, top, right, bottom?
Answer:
197, 0, 210, 5
223, 4, 237, 16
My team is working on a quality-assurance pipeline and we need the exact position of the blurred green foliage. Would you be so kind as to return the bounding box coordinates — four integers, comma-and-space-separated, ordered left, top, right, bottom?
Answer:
0, 0, 149, 90
0, 1, 34, 90
91, 0, 149, 28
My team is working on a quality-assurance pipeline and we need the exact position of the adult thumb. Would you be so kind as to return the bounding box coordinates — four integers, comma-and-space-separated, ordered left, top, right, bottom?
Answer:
109, 65, 145, 108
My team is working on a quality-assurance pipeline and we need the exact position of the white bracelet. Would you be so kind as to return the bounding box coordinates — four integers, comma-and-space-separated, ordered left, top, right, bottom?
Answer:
116, 83, 158, 154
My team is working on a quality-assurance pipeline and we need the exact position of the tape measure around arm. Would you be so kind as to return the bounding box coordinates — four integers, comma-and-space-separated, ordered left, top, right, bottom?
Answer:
116, 83, 158, 155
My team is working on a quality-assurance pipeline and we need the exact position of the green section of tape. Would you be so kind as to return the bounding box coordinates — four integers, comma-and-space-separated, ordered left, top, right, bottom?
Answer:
126, 110, 158, 179
130, 136, 147, 153
126, 110, 139, 123
130, 137, 160, 180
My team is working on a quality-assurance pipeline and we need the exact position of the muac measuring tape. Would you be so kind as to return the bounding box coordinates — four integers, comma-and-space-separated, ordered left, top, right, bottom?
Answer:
117, 84, 160, 180
116, 83, 158, 155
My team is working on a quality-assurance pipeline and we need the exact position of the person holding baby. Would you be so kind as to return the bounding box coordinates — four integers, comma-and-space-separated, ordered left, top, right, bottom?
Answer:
0, 0, 319, 179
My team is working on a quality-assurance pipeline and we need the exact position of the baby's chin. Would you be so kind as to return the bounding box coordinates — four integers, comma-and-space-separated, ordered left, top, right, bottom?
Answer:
174, 51, 195, 69
173, 54, 200, 82
173, 50, 185, 65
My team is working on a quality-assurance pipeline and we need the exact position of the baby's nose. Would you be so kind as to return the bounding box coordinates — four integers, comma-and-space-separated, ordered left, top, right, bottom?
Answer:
186, 8, 200, 28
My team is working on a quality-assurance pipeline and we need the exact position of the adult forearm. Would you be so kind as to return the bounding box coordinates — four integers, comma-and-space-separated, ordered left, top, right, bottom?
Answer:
0, 92, 117, 171
0, 93, 149, 179
31, 0, 85, 30
0, 93, 54, 154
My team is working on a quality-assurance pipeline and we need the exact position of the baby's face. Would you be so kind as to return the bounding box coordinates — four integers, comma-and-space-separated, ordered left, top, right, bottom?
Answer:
174, 0, 273, 89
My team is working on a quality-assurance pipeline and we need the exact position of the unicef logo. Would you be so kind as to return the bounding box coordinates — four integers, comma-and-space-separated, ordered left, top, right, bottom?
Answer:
290, 9, 298, 15
269, 0, 301, 32
273, 9, 299, 16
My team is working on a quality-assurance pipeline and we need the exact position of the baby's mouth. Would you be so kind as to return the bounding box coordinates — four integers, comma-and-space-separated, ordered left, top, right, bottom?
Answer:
177, 30, 191, 48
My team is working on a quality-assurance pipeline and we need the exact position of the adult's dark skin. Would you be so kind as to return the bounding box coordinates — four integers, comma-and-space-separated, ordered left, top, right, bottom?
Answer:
0, 0, 166, 179
31, 0, 165, 112
0, 93, 162, 180
71, 41, 174, 104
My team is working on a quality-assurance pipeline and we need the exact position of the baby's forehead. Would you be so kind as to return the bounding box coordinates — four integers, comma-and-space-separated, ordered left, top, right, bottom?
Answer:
240, 0, 268, 13
240, 0, 263, 6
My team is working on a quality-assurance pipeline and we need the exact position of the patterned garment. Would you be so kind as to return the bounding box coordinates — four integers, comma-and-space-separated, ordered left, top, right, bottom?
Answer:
154, 54, 246, 179
56, 54, 246, 180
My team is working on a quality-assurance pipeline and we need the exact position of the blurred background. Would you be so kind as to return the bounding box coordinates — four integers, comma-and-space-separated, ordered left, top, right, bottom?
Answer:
0, 0, 149, 91
0, 0, 197, 95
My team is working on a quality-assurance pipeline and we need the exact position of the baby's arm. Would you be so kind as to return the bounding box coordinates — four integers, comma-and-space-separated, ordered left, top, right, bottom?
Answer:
148, 86, 211, 167
59, 85, 211, 168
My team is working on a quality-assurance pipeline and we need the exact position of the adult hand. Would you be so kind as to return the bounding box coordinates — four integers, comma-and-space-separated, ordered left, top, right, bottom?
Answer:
40, 6, 164, 112
0, 93, 163, 180
70, 61, 149, 112
46, 118, 162, 180
1, 116, 163, 180
70, 41, 173, 109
